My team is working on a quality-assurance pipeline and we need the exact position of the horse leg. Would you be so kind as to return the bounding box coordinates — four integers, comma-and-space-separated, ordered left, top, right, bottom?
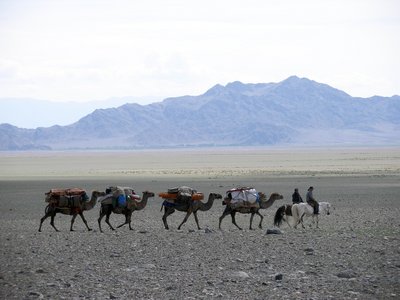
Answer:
178, 210, 192, 230
193, 211, 201, 230
256, 211, 264, 229
231, 212, 242, 230
285, 216, 292, 228
162, 208, 175, 230
79, 212, 92, 231
300, 213, 306, 229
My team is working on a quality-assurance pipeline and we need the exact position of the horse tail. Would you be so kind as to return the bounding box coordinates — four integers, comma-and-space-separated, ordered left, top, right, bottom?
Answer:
274, 205, 285, 227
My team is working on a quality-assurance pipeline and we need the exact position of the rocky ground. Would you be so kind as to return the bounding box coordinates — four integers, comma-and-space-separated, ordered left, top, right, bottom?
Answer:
0, 173, 399, 300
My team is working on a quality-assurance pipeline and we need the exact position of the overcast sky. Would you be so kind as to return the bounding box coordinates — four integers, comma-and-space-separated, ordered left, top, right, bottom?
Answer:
0, 0, 399, 104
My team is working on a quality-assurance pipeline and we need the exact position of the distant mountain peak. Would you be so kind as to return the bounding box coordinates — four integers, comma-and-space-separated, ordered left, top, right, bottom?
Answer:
1, 77, 399, 150
203, 83, 225, 96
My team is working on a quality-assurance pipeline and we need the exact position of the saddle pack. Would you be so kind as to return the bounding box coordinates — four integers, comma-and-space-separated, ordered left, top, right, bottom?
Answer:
45, 188, 88, 208
102, 186, 141, 209
159, 186, 204, 205
224, 187, 260, 208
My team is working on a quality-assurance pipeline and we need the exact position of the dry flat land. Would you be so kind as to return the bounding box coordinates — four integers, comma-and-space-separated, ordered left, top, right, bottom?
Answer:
0, 147, 399, 299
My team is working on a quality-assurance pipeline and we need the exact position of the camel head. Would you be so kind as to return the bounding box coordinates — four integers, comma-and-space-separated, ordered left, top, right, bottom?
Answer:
269, 192, 284, 201
143, 191, 155, 198
210, 193, 223, 200
92, 190, 106, 197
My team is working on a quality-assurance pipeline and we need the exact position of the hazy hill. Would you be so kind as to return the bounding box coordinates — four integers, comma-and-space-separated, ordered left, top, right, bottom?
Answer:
1, 76, 399, 150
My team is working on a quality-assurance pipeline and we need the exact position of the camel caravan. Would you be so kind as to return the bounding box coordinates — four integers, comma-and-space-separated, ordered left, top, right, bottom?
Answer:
39, 185, 330, 232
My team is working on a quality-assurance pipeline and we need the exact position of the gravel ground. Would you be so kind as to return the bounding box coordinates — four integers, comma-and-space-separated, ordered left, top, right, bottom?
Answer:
1, 174, 399, 299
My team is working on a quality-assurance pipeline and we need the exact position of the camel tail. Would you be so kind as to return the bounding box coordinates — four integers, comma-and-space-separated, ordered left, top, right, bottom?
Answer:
273, 206, 285, 227
160, 201, 165, 212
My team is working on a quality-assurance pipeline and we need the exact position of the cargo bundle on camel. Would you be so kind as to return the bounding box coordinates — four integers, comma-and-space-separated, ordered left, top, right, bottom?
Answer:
159, 186, 204, 206
222, 187, 260, 208
45, 188, 89, 207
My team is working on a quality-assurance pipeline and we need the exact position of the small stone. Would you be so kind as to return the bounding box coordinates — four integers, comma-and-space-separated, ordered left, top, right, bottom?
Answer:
204, 228, 213, 234
275, 273, 283, 280
35, 269, 47, 274
266, 228, 282, 234
304, 248, 314, 255
232, 271, 250, 279
28, 291, 44, 298
337, 270, 357, 279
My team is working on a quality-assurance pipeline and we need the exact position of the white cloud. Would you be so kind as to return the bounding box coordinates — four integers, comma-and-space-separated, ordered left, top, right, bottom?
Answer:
0, 0, 399, 103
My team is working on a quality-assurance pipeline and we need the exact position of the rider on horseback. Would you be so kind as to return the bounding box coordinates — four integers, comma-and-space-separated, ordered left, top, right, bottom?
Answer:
292, 188, 303, 204
306, 186, 319, 215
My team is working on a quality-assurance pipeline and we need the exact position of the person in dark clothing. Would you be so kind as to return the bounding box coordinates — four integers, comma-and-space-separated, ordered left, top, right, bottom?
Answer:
306, 186, 319, 214
292, 188, 303, 204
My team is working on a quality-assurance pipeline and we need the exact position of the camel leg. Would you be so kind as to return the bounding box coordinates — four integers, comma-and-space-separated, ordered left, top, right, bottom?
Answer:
50, 213, 59, 232
178, 211, 192, 230
79, 212, 92, 231
219, 209, 231, 230
116, 212, 132, 230
249, 213, 254, 230
256, 211, 264, 229
193, 211, 201, 230
98, 210, 105, 233
162, 208, 175, 230
249, 213, 256, 230
70, 214, 77, 231
39, 213, 50, 232
105, 211, 115, 231
231, 212, 242, 230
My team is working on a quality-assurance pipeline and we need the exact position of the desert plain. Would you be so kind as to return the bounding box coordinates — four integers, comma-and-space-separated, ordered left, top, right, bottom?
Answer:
0, 147, 399, 299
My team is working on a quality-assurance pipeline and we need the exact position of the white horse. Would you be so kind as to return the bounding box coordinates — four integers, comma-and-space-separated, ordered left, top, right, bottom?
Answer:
291, 202, 331, 229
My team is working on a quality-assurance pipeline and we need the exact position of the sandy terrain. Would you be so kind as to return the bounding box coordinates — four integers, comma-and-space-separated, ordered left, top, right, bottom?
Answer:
0, 147, 399, 299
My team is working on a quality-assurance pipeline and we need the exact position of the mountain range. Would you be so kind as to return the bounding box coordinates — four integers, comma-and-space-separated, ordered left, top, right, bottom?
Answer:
1, 76, 399, 150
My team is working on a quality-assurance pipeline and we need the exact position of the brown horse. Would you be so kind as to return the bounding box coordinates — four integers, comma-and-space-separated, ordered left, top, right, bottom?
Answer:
273, 204, 293, 227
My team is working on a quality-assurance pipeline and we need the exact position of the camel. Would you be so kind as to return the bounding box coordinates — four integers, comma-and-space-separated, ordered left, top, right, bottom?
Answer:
219, 192, 284, 230
39, 190, 105, 232
161, 192, 222, 230
98, 191, 155, 232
